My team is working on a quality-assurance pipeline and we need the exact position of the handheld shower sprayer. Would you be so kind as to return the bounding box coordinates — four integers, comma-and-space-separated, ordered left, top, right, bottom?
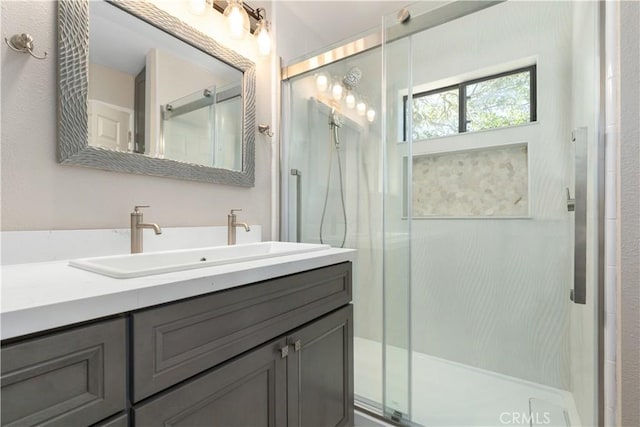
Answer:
318, 67, 363, 248
329, 108, 342, 128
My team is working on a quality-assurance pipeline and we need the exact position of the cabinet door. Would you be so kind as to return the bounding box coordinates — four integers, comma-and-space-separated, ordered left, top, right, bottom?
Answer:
287, 306, 354, 427
134, 338, 287, 427
1, 318, 126, 427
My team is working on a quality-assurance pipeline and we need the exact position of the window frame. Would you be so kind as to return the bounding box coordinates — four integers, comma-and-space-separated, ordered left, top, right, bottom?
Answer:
403, 65, 537, 141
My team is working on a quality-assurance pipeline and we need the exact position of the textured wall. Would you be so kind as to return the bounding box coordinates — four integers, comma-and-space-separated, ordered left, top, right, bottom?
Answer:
412, 145, 529, 217
619, 2, 640, 426
1, 0, 273, 234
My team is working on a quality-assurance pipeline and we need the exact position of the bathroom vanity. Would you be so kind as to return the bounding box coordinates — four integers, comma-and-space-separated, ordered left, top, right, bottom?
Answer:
1, 247, 355, 426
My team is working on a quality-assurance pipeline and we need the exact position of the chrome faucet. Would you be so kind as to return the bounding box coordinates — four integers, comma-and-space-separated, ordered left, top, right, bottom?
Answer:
227, 209, 250, 245
131, 205, 162, 254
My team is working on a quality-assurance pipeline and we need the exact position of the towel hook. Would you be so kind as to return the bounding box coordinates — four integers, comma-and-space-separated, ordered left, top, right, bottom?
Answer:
5, 33, 47, 60
258, 124, 274, 138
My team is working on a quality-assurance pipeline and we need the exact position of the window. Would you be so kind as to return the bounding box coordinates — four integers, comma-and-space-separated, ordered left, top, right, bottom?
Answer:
404, 65, 536, 141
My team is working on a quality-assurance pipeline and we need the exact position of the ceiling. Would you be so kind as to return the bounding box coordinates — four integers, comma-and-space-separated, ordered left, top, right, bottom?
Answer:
275, 1, 409, 61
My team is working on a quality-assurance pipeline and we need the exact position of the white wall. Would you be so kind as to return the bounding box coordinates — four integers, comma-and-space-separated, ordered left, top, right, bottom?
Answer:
88, 62, 135, 109
1, 0, 274, 236
618, 2, 640, 426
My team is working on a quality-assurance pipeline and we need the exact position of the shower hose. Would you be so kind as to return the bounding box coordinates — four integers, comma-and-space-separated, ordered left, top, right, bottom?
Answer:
319, 121, 348, 248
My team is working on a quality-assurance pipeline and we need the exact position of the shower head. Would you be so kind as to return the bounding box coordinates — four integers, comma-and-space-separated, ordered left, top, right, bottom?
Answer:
342, 67, 362, 91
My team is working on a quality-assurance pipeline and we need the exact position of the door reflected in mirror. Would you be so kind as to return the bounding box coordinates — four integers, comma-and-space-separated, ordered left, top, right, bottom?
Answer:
88, 1, 244, 171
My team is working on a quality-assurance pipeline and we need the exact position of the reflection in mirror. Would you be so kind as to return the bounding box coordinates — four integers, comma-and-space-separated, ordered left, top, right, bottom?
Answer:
88, 1, 244, 170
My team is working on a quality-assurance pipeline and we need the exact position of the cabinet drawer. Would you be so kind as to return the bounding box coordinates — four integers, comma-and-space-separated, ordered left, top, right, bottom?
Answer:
132, 262, 351, 401
1, 318, 126, 427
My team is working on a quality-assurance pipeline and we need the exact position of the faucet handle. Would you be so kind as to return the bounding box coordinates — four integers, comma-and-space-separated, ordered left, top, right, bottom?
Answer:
230, 209, 242, 215
134, 205, 150, 213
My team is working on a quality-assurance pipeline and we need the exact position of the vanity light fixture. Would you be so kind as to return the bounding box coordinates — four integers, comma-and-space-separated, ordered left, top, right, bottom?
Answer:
254, 11, 271, 55
366, 108, 376, 123
316, 73, 329, 92
223, 0, 250, 39
345, 91, 356, 109
331, 80, 344, 101
194, 0, 272, 55
187, 0, 208, 15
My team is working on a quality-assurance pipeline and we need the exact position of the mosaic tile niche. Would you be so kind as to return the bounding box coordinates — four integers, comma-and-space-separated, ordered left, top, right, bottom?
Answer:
412, 144, 529, 217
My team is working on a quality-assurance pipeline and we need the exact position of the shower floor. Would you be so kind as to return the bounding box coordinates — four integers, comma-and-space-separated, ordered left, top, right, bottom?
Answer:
354, 337, 582, 427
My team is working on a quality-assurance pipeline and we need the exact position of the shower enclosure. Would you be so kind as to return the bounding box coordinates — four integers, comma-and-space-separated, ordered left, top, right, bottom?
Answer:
281, 2, 603, 425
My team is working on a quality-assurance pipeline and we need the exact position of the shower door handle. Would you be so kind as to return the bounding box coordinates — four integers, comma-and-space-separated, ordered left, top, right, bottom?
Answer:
291, 169, 302, 243
570, 127, 587, 305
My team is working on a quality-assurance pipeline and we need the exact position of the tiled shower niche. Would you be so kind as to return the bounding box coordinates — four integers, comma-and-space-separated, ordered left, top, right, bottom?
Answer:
411, 144, 529, 217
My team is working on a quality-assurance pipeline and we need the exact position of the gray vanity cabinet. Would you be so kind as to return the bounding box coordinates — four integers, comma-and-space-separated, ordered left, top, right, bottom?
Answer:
1, 262, 353, 427
0, 318, 126, 427
134, 305, 353, 427
131, 262, 352, 402
95, 413, 129, 427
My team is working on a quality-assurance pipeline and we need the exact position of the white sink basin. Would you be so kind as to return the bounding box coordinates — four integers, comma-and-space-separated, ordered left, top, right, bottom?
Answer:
69, 241, 331, 279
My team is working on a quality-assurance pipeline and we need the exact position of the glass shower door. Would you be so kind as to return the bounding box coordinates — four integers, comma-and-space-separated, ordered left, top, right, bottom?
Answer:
281, 48, 386, 414
381, 1, 601, 425
381, 16, 412, 422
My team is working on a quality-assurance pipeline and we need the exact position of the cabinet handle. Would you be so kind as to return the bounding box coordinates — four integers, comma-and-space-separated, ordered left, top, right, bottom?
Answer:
290, 169, 302, 243
280, 346, 289, 358
294, 340, 301, 352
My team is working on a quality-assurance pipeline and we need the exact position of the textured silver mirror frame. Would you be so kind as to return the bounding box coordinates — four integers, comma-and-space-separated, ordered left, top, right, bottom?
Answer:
57, 0, 255, 187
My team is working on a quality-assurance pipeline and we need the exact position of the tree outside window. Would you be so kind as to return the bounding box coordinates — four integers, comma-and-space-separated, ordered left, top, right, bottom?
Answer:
406, 66, 536, 141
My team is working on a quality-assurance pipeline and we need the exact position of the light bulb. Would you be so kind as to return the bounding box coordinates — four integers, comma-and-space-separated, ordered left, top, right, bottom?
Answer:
255, 19, 271, 55
187, 0, 207, 15
224, 0, 249, 40
228, 7, 245, 38
345, 92, 356, 109
332, 82, 343, 101
316, 74, 328, 92
356, 101, 366, 116
367, 108, 376, 122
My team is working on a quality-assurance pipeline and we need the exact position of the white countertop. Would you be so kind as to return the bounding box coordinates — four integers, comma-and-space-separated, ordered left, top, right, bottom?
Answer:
1, 247, 355, 340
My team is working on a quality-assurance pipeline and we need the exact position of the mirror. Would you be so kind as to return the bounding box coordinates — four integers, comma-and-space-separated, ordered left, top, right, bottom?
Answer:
58, 0, 256, 186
